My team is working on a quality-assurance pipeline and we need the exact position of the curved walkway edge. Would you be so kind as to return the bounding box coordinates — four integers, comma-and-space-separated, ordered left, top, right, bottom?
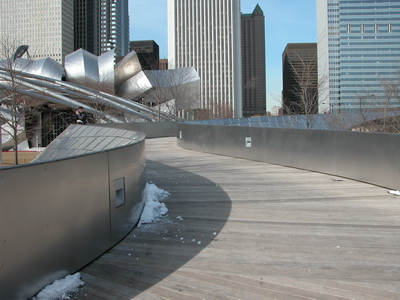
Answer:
73, 137, 400, 300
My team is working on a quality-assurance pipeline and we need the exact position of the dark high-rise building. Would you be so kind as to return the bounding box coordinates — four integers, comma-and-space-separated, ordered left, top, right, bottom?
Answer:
74, 0, 129, 57
241, 4, 266, 117
159, 59, 168, 70
282, 43, 318, 115
130, 40, 160, 70
75, 1, 101, 55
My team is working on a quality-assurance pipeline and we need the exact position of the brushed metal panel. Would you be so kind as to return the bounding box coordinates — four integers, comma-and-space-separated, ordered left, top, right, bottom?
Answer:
141, 68, 200, 109
98, 49, 116, 95
0, 153, 110, 300
0, 126, 147, 299
108, 141, 146, 245
177, 123, 400, 191
94, 121, 178, 138
118, 70, 153, 100
18, 57, 64, 80
114, 50, 142, 86
65, 49, 100, 90
334, 131, 400, 189
178, 124, 217, 154
34, 125, 146, 162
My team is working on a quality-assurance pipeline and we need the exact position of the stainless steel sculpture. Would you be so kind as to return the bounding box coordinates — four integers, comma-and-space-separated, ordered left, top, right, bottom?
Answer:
119, 68, 200, 110
143, 68, 200, 110
65, 49, 115, 95
114, 50, 142, 86
1, 57, 63, 80
98, 49, 116, 95
118, 70, 154, 100
0, 47, 201, 123
65, 49, 102, 91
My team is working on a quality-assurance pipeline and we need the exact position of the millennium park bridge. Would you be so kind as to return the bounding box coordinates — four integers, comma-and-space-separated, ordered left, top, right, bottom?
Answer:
1, 119, 400, 300
1, 48, 400, 299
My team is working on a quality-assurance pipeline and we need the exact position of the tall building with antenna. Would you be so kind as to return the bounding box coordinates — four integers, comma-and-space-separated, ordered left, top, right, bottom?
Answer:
241, 4, 266, 117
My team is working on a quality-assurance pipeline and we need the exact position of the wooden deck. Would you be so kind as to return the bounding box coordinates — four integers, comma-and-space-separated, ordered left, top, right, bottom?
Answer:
1, 151, 39, 166
72, 137, 400, 300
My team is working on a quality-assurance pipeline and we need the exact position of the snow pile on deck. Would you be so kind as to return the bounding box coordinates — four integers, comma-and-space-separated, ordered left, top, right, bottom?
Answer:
32, 183, 170, 299
138, 182, 170, 227
32, 273, 84, 300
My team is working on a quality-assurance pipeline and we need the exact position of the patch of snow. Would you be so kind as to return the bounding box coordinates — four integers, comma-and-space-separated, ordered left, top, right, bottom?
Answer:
32, 273, 84, 300
388, 190, 400, 196
30, 183, 171, 299
138, 183, 170, 227
25, 147, 46, 152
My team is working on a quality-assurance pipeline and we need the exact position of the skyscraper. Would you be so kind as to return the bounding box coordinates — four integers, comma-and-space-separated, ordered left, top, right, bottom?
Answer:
75, 0, 101, 55
0, 0, 129, 61
130, 40, 160, 70
101, 0, 129, 57
241, 4, 266, 117
0, 0, 74, 63
317, 0, 400, 113
75, 0, 129, 57
168, 0, 242, 119
282, 43, 318, 115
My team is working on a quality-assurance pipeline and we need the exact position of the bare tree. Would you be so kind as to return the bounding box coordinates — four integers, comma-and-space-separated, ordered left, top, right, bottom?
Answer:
39, 107, 76, 147
133, 67, 201, 121
347, 95, 400, 133
282, 51, 322, 129
0, 39, 42, 164
330, 71, 400, 133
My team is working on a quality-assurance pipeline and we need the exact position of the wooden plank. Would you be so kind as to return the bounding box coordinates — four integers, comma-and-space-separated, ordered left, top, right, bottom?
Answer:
1, 151, 39, 166
71, 137, 400, 300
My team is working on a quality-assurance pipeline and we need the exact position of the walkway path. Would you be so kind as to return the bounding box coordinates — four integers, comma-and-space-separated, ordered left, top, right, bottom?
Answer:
73, 137, 400, 299
1, 151, 39, 166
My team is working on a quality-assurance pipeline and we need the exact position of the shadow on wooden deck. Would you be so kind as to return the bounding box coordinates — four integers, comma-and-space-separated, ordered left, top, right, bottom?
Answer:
72, 159, 232, 299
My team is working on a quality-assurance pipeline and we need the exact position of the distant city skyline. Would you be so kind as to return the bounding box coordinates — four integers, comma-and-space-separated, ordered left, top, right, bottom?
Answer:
129, 0, 317, 111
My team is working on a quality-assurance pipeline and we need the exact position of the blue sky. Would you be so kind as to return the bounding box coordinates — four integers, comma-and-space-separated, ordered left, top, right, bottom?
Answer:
129, 0, 316, 111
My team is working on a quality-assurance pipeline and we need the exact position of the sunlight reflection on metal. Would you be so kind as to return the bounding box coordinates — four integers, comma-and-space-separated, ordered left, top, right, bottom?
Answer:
0, 47, 201, 122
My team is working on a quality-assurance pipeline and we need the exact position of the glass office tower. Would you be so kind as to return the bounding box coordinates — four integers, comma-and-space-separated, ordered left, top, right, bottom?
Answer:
100, 0, 129, 57
75, 0, 129, 57
317, 0, 400, 113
